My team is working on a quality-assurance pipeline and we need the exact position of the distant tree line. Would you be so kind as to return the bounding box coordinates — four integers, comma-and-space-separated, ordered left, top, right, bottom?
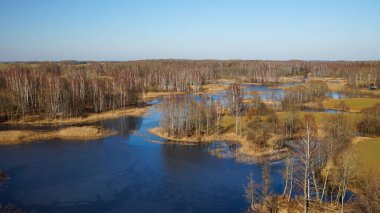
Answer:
0, 61, 214, 120
1, 60, 379, 121
308, 61, 380, 89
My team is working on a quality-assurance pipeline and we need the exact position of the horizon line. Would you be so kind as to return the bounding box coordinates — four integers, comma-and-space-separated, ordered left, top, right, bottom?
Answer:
1, 58, 380, 63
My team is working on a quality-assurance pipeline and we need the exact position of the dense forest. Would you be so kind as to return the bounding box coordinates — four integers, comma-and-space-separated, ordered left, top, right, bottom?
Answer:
1, 60, 379, 121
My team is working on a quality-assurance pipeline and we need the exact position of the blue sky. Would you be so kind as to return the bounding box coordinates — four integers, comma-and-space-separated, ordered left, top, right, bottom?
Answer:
0, 0, 379, 61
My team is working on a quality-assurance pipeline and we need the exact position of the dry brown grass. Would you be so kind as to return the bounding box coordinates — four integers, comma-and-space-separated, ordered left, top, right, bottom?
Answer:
148, 127, 213, 143
219, 76, 305, 84
308, 77, 347, 91
238, 135, 289, 162
142, 91, 184, 101
243, 90, 263, 95
308, 77, 346, 83
277, 76, 305, 83
142, 84, 227, 100
350, 137, 380, 175
0, 126, 116, 145
218, 78, 238, 83
198, 84, 229, 94
341, 87, 380, 96
351, 136, 372, 145
148, 127, 244, 143
323, 98, 380, 112
148, 127, 289, 162
6, 106, 148, 126
57, 126, 116, 140
0, 130, 36, 145
286, 77, 347, 92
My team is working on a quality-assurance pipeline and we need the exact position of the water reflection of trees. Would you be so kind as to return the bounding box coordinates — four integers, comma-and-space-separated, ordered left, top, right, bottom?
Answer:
99, 116, 142, 138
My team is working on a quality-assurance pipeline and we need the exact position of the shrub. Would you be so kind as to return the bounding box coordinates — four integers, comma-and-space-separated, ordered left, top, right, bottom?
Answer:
358, 104, 380, 136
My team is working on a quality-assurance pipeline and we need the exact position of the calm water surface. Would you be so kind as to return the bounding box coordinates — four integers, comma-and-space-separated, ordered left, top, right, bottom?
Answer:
0, 101, 285, 213
0, 85, 346, 212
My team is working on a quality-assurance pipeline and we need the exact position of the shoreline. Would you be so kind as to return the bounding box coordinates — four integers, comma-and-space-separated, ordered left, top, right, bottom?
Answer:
142, 84, 230, 101
4, 106, 149, 126
0, 126, 117, 145
148, 127, 242, 143
2, 85, 228, 127
148, 127, 290, 162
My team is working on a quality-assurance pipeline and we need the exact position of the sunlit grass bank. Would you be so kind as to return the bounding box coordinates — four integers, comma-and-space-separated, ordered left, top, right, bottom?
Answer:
323, 98, 380, 112
351, 137, 380, 174
0, 126, 116, 145
5, 106, 148, 125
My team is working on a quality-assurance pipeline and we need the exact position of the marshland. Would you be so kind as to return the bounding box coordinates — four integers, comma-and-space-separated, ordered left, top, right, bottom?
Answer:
1, 1, 380, 212
0, 60, 379, 212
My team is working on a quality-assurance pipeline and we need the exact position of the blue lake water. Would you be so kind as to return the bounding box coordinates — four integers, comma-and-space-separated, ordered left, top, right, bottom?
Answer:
200, 83, 294, 105
0, 84, 347, 212
242, 84, 286, 101
0, 103, 286, 213
327, 92, 346, 99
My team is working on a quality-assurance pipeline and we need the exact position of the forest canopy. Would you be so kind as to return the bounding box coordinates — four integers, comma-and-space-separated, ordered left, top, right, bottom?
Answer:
0, 60, 379, 121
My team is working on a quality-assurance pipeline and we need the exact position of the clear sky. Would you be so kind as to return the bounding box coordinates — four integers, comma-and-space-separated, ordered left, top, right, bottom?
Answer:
0, 0, 379, 61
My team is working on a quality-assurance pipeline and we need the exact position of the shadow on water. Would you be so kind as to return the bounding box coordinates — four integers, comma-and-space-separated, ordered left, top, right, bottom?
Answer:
0, 88, 352, 212
0, 115, 143, 136
0, 136, 283, 213
96, 116, 143, 139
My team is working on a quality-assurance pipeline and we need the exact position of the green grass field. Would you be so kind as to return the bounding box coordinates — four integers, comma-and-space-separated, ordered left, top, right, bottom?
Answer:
351, 138, 380, 174
323, 98, 380, 111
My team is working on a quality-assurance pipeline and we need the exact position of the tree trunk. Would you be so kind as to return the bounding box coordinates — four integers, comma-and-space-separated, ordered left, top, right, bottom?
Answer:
320, 163, 330, 203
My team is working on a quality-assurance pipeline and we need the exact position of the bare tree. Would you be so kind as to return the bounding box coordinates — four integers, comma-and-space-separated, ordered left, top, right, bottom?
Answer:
335, 152, 359, 213
282, 156, 294, 202
225, 83, 243, 135
244, 172, 260, 211
159, 95, 216, 137
283, 111, 301, 140
356, 173, 380, 213
293, 114, 319, 213
321, 114, 355, 203
214, 96, 224, 135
